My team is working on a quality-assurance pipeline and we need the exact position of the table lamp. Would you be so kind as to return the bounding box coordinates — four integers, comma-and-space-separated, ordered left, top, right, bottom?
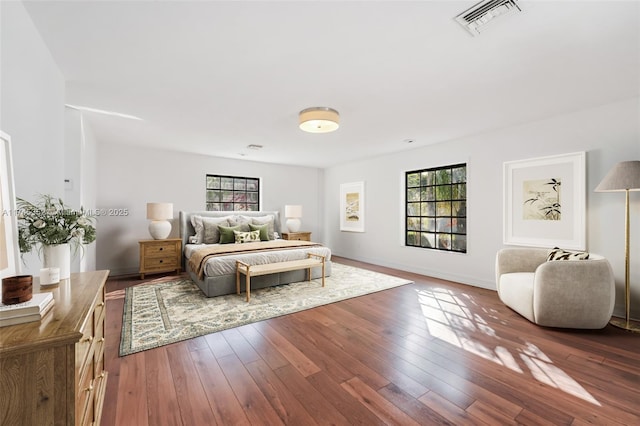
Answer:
146, 202, 173, 239
284, 205, 302, 232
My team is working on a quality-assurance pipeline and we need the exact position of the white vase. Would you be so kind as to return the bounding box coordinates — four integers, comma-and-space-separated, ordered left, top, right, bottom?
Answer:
43, 243, 71, 280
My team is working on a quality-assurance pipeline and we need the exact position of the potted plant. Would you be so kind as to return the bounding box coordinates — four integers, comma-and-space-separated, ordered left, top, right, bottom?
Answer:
16, 194, 96, 279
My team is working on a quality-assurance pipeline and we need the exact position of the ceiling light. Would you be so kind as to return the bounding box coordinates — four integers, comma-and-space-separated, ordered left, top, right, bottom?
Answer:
299, 107, 339, 133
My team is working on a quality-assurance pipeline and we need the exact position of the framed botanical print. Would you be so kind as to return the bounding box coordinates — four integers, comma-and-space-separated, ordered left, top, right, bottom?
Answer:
340, 181, 365, 232
503, 151, 585, 250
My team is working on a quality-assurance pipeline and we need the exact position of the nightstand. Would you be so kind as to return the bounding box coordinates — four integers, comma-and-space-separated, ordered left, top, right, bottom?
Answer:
139, 238, 182, 279
281, 232, 312, 241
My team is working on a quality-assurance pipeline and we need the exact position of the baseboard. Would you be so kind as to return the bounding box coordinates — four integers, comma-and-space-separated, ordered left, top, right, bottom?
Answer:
332, 253, 496, 291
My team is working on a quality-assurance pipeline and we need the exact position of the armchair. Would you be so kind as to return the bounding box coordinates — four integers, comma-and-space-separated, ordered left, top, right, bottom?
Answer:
495, 248, 615, 329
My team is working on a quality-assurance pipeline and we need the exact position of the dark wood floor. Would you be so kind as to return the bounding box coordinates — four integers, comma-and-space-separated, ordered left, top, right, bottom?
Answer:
101, 257, 640, 425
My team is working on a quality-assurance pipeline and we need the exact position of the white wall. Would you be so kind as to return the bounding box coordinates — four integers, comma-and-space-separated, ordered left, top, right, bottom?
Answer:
0, 1, 66, 276
65, 108, 98, 272
324, 97, 640, 319
95, 143, 324, 275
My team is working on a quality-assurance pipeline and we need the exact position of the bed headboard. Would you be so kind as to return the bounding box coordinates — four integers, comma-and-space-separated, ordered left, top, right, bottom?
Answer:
178, 210, 282, 254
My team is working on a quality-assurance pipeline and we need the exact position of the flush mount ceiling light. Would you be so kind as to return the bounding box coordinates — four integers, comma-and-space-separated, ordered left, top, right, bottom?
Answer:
455, 0, 522, 36
299, 107, 339, 133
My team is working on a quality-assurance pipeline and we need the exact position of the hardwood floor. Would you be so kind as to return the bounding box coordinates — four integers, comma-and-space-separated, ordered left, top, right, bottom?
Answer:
102, 257, 640, 425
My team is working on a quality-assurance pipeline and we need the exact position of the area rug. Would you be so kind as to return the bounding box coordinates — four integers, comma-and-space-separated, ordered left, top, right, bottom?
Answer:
119, 263, 412, 356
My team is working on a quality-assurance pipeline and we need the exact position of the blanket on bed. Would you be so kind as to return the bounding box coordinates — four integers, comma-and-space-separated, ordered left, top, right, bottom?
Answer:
188, 240, 323, 279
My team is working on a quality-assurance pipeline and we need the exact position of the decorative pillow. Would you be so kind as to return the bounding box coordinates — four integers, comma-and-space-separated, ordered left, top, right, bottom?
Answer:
227, 216, 251, 232
218, 225, 242, 244
191, 215, 232, 244
234, 230, 260, 243
248, 223, 270, 241
547, 247, 590, 261
250, 215, 276, 240
202, 217, 230, 244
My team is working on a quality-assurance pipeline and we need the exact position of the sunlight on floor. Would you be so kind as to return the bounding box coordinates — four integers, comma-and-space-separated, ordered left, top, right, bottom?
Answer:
416, 287, 601, 406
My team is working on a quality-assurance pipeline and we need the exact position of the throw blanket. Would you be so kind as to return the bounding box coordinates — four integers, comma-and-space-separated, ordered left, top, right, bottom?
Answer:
188, 240, 322, 280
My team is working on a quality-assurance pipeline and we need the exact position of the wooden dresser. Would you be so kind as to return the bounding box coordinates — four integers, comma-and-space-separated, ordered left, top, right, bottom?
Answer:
139, 238, 182, 279
0, 270, 109, 426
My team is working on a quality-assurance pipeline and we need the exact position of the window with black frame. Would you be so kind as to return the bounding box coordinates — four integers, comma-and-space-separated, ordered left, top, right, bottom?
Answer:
405, 164, 467, 252
206, 174, 260, 211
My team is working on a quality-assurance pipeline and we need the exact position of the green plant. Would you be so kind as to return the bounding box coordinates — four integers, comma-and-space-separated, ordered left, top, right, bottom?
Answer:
16, 194, 96, 255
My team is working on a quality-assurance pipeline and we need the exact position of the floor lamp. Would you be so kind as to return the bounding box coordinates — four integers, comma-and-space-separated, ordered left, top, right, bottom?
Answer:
595, 160, 640, 332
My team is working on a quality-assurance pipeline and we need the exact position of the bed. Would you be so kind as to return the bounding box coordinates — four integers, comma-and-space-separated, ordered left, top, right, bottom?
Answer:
179, 210, 332, 297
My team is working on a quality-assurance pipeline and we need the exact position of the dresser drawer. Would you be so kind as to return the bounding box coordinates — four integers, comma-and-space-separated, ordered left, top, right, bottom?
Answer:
145, 242, 178, 257
94, 297, 105, 330
144, 257, 178, 269
76, 318, 94, 371
77, 353, 95, 426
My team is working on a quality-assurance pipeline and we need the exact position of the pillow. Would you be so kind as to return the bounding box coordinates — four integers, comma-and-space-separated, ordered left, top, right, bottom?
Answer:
218, 225, 242, 244
202, 217, 231, 244
251, 215, 276, 240
234, 230, 260, 243
190, 215, 205, 243
228, 215, 251, 232
190, 215, 232, 244
249, 223, 270, 241
547, 247, 590, 261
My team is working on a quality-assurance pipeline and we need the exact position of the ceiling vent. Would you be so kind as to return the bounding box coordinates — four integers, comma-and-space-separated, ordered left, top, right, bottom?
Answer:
455, 0, 522, 36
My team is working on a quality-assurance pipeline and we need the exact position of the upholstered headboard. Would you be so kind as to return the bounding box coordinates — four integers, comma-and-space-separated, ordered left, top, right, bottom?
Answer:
178, 210, 282, 256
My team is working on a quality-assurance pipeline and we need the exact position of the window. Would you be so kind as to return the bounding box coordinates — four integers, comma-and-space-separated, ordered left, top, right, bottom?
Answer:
206, 174, 260, 211
405, 163, 466, 253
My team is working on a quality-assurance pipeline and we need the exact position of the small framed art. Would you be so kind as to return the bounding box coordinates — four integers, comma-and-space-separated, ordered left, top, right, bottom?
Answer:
340, 181, 365, 232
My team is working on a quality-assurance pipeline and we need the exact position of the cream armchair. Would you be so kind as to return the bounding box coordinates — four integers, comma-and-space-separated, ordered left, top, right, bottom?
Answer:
495, 248, 615, 329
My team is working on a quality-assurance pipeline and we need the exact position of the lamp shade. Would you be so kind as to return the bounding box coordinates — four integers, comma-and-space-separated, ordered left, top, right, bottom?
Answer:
299, 107, 339, 133
146, 202, 173, 220
595, 161, 640, 192
284, 205, 302, 218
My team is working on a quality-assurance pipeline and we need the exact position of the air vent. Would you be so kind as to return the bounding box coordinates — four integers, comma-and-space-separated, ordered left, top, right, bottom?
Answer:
455, 0, 522, 36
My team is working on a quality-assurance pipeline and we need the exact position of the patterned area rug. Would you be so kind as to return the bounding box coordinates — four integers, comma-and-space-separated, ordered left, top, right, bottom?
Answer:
119, 263, 412, 356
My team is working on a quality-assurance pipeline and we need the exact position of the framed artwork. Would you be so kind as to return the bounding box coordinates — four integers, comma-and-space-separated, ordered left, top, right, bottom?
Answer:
503, 151, 585, 250
1, 131, 21, 279
340, 181, 365, 232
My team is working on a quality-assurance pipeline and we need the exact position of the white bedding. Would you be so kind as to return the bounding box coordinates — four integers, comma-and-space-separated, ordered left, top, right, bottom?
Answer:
185, 242, 332, 277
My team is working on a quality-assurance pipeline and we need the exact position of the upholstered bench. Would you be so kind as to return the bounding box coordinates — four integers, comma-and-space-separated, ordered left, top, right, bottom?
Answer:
236, 253, 325, 302
495, 248, 615, 329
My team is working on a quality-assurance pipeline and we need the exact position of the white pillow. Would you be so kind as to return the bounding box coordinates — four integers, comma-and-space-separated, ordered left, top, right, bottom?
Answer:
190, 215, 205, 244
191, 215, 233, 244
228, 215, 251, 232
250, 215, 275, 240
202, 217, 232, 244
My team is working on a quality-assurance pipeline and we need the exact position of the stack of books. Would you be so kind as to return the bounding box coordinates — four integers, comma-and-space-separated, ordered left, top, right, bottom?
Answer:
0, 292, 55, 327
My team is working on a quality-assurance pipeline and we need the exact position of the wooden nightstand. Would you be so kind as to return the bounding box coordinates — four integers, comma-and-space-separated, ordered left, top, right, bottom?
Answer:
281, 232, 312, 241
139, 238, 182, 279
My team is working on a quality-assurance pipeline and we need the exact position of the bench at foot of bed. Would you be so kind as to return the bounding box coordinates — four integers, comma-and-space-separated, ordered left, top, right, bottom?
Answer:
235, 253, 326, 302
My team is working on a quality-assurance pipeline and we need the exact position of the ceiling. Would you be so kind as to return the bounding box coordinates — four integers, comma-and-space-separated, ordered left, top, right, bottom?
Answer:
22, 1, 640, 168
